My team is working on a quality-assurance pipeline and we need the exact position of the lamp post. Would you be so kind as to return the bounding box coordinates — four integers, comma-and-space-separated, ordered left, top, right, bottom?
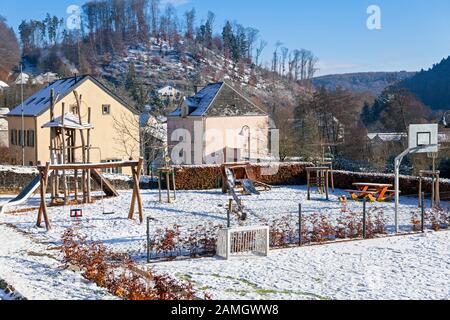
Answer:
20, 64, 25, 166
442, 111, 450, 128
239, 125, 251, 161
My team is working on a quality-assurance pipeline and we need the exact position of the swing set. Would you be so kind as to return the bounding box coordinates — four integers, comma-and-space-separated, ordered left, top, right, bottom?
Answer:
36, 158, 144, 230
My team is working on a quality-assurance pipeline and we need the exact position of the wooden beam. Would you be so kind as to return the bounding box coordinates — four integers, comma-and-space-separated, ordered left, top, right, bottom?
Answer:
37, 160, 140, 171
129, 158, 144, 222
37, 162, 51, 230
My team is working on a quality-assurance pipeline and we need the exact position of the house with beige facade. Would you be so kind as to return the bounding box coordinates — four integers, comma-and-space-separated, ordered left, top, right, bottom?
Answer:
167, 82, 271, 165
0, 108, 9, 147
7, 75, 140, 174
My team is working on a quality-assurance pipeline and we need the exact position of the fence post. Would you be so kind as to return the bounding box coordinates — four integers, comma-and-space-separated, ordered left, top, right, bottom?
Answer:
362, 199, 367, 239
421, 192, 425, 233
299, 203, 303, 246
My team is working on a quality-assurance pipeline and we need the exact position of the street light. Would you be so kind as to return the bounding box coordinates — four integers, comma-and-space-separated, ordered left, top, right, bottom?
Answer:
239, 125, 251, 161
441, 111, 450, 128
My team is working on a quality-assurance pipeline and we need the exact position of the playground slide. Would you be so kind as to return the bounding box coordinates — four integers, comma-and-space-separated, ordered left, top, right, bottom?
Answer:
0, 173, 49, 214
241, 179, 261, 196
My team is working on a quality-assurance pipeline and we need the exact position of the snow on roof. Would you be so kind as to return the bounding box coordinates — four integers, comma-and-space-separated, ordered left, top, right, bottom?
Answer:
0, 81, 9, 88
32, 72, 59, 85
14, 72, 30, 85
8, 75, 138, 117
42, 112, 93, 130
8, 76, 85, 117
367, 133, 407, 142
169, 82, 223, 117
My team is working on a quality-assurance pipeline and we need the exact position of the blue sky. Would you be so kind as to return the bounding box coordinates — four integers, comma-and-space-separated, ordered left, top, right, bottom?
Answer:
1, 0, 449, 76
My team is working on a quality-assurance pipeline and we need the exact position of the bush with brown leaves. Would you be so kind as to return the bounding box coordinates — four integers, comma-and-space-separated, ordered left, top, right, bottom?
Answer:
62, 229, 201, 300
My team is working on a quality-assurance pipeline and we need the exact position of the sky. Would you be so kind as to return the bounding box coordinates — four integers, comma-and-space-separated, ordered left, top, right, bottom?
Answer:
1, 0, 450, 76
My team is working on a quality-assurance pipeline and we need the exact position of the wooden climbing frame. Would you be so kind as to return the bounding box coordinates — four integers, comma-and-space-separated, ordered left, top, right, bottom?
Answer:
36, 158, 144, 230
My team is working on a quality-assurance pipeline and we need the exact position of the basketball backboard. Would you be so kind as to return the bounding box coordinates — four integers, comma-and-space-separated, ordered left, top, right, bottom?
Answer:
408, 124, 438, 153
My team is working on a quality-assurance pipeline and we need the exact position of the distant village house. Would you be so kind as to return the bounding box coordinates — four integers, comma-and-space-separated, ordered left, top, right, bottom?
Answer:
167, 81, 271, 164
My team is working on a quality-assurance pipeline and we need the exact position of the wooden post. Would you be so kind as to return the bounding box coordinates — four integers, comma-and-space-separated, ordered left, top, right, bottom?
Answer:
61, 104, 68, 205
227, 199, 232, 228
325, 169, 329, 201
74, 169, 78, 202
129, 158, 144, 223
86, 107, 92, 203
172, 170, 177, 201
158, 170, 162, 203
330, 163, 335, 192
73, 91, 87, 203
166, 172, 171, 204
37, 162, 51, 230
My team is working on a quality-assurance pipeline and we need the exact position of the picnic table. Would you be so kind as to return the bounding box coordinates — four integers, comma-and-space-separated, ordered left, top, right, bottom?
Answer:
346, 182, 394, 202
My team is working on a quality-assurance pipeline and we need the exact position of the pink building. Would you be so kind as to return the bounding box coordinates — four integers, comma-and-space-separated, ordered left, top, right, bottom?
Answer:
167, 82, 271, 165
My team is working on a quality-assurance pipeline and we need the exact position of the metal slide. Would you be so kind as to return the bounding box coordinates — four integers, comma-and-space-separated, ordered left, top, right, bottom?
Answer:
0, 172, 51, 214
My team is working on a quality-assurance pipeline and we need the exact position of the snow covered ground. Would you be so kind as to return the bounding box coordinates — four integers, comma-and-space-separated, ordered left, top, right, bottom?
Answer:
0, 223, 115, 300
0, 186, 448, 300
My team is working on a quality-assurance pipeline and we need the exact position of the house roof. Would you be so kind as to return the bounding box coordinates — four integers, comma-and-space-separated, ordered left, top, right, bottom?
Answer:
0, 81, 9, 88
168, 82, 267, 118
8, 75, 138, 117
42, 112, 93, 130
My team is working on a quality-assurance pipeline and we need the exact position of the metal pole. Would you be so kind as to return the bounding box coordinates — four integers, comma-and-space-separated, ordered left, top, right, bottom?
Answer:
421, 192, 425, 233
147, 216, 151, 263
362, 199, 367, 239
20, 64, 25, 166
299, 203, 302, 246
394, 148, 410, 234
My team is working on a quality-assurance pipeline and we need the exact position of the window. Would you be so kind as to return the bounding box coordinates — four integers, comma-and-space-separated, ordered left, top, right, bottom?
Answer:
10, 129, 15, 145
101, 159, 122, 174
102, 104, 111, 115
18, 130, 23, 146
71, 105, 78, 115
26, 130, 35, 147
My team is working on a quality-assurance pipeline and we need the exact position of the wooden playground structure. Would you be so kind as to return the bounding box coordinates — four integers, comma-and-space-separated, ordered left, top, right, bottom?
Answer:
36, 159, 144, 230
220, 163, 272, 194
34, 88, 144, 230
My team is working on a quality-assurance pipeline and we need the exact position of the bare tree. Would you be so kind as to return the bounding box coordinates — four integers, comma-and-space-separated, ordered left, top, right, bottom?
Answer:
255, 40, 267, 67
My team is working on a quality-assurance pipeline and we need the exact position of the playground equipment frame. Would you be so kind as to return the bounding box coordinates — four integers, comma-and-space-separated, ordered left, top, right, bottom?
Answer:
36, 158, 144, 230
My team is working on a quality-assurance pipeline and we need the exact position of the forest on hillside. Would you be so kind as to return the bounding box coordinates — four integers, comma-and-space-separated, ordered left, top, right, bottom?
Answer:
396, 56, 450, 111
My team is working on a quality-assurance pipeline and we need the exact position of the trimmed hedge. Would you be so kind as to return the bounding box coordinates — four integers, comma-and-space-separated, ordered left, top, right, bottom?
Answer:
173, 162, 313, 190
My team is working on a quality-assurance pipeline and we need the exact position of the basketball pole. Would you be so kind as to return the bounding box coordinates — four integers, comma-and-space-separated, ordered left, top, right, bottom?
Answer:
394, 148, 411, 234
